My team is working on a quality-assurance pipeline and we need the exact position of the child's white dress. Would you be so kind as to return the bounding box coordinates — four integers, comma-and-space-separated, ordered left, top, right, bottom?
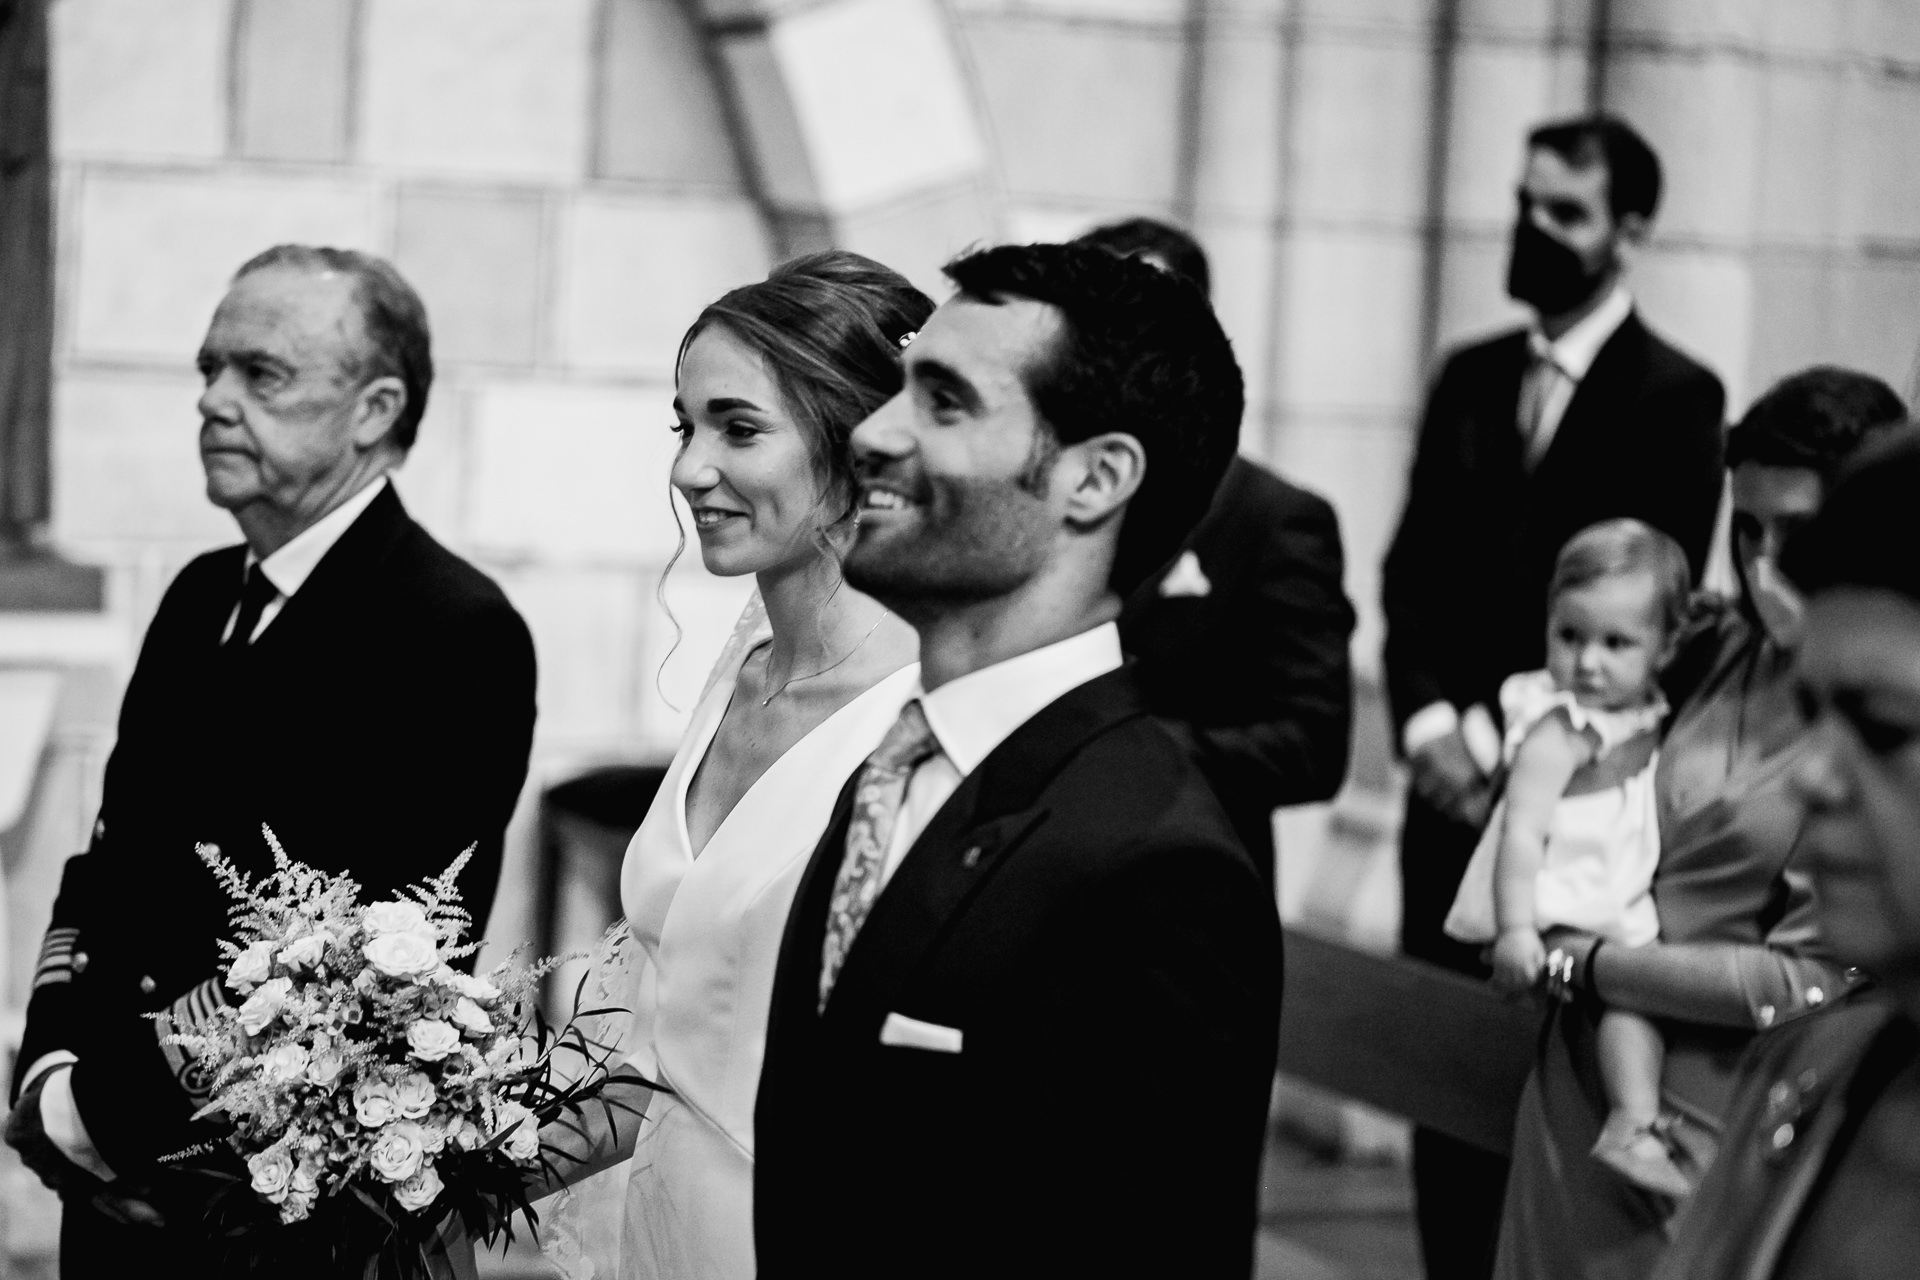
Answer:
1444, 670, 1667, 947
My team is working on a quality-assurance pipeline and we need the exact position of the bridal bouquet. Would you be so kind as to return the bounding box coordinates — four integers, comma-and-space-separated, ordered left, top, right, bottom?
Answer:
164, 829, 640, 1278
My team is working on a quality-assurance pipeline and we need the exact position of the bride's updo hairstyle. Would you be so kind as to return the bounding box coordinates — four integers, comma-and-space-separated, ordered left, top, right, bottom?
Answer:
677, 250, 934, 524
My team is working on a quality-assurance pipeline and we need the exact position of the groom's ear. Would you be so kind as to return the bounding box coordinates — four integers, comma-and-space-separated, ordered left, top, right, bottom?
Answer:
1059, 431, 1146, 530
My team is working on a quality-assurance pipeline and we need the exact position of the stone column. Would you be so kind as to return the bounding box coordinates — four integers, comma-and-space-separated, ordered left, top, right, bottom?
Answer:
0, 0, 52, 545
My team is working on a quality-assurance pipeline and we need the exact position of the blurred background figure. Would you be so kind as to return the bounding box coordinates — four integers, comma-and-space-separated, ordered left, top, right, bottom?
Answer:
1384, 113, 1725, 1280
1083, 217, 1356, 890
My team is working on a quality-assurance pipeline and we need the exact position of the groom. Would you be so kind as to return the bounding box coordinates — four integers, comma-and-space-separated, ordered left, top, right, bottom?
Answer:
754, 243, 1284, 1277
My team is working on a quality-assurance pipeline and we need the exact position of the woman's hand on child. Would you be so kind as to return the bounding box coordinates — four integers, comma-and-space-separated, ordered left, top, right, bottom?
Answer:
1492, 927, 1548, 993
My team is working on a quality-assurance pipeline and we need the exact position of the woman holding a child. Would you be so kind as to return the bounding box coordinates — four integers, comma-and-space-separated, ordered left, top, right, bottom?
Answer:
1491, 367, 1908, 1280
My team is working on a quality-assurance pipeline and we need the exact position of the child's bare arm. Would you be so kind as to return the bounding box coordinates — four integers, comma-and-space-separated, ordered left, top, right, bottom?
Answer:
1491, 711, 1591, 989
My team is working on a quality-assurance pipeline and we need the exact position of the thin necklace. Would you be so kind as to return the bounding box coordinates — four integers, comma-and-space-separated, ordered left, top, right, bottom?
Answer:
760, 611, 889, 707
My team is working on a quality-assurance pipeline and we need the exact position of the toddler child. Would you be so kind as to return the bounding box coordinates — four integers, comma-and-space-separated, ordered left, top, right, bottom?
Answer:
1445, 518, 1692, 1197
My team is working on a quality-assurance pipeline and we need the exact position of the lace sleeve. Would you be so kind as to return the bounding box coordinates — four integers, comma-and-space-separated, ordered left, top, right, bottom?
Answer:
537, 923, 648, 1279
697, 588, 769, 708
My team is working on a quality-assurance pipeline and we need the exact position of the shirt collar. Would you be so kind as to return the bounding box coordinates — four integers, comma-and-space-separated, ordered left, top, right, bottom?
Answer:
915, 621, 1124, 777
1529, 282, 1632, 381
249, 475, 389, 597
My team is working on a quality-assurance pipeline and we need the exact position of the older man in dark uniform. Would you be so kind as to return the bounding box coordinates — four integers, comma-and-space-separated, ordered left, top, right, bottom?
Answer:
4, 246, 538, 1275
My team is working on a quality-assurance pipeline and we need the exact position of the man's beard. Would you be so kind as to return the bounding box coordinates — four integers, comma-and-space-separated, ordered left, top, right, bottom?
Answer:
1505, 218, 1611, 316
844, 470, 1056, 622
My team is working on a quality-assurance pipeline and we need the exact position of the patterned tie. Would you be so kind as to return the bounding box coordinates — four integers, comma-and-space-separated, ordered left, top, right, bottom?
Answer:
224, 562, 278, 650
1516, 332, 1570, 469
819, 699, 941, 1011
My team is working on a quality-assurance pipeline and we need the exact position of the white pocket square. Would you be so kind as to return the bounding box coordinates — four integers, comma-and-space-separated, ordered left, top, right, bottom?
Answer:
880, 1012, 963, 1054
1158, 550, 1211, 598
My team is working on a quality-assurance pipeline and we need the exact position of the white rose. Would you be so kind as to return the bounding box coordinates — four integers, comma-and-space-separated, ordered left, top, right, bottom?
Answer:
227, 940, 277, 992
369, 1121, 427, 1183
394, 1072, 436, 1120
262, 1042, 309, 1084
248, 1147, 294, 1203
493, 1102, 541, 1163
393, 1163, 444, 1214
279, 1192, 313, 1224
277, 932, 330, 972
306, 1044, 346, 1091
438, 968, 501, 1002
363, 931, 440, 979
354, 1079, 399, 1128
238, 977, 294, 1035
449, 997, 492, 1036
362, 900, 429, 937
406, 1019, 461, 1062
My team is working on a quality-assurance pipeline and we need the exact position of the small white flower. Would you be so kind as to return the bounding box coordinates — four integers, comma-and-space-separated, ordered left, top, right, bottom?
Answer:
279, 1191, 313, 1224
369, 1121, 427, 1183
354, 1079, 399, 1128
406, 1019, 461, 1062
394, 1072, 436, 1120
493, 1102, 541, 1163
291, 1159, 320, 1198
262, 1042, 309, 1084
444, 1116, 484, 1151
306, 1044, 346, 1090
449, 997, 492, 1036
238, 977, 294, 1035
438, 968, 501, 1002
226, 941, 277, 992
363, 931, 440, 979
362, 900, 430, 937
248, 1146, 294, 1203
393, 1162, 444, 1213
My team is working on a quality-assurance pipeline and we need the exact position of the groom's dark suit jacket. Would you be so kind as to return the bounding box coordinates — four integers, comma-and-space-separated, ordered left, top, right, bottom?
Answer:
14, 484, 537, 1180
754, 667, 1284, 1279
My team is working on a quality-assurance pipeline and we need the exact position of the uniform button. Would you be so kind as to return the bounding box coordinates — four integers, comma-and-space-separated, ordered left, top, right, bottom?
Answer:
1758, 1004, 1776, 1027
1771, 1122, 1795, 1151
1798, 1069, 1819, 1093
1806, 986, 1825, 1007
1767, 1081, 1793, 1108
139, 975, 156, 994
960, 846, 982, 868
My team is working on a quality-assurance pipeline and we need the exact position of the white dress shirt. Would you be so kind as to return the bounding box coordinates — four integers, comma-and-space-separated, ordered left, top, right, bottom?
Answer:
221, 474, 390, 643
878, 622, 1125, 886
1403, 286, 1634, 763
34, 475, 393, 1181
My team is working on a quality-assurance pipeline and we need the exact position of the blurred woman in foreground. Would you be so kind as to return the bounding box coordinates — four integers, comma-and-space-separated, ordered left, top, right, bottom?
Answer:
1494, 368, 1906, 1280
1652, 425, 1920, 1279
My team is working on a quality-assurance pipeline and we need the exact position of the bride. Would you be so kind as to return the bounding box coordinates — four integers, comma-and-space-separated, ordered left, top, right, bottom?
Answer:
539, 251, 929, 1278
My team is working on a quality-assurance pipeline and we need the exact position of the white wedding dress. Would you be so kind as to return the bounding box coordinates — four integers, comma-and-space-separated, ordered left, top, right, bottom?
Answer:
573, 594, 917, 1280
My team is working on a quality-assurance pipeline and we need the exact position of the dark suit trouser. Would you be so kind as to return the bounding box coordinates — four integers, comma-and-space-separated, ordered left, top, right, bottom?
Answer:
1400, 792, 1510, 1280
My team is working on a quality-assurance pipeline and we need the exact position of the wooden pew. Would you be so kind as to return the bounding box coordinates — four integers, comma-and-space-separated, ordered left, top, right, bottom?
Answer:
1276, 926, 1544, 1155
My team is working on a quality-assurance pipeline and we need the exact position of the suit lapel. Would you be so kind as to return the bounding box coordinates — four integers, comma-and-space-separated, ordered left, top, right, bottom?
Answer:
1532, 312, 1646, 479
820, 668, 1147, 1029
248, 483, 413, 660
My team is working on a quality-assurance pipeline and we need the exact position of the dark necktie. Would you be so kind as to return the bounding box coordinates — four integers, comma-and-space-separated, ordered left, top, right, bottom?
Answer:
224, 563, 278, 650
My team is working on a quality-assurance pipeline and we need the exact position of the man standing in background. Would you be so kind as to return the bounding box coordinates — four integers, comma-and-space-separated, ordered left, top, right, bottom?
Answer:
1081, 218, 1356, 888
5, 247, 537, 1275
1383, 116, 1725, 1279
